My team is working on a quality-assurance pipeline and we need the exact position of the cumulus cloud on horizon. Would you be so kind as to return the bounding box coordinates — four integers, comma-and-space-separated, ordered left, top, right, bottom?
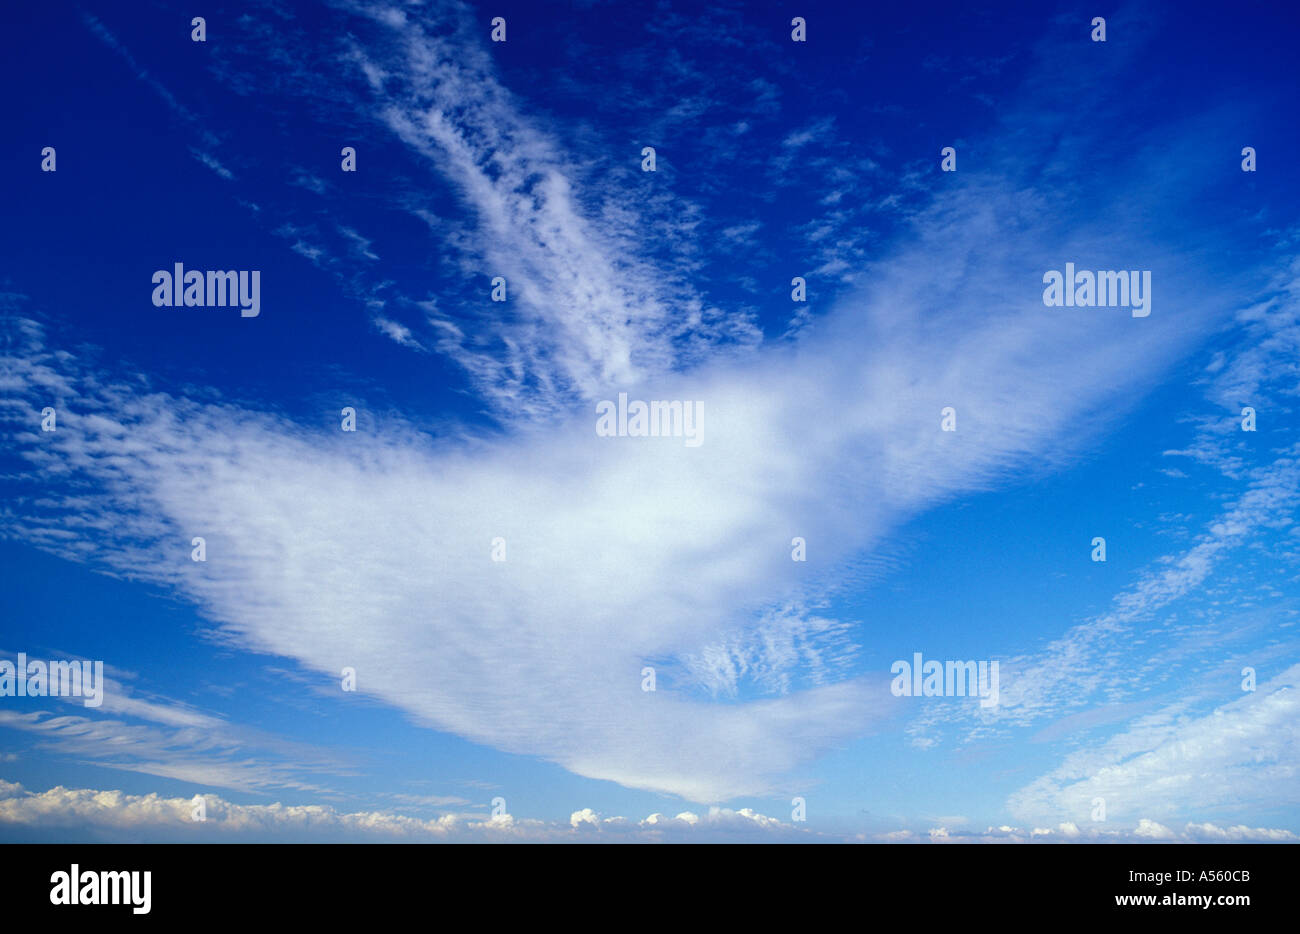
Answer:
1, 777, 1292, 844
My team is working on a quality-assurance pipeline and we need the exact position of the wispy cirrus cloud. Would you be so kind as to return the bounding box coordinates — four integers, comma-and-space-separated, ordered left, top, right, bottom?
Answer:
1007, 663, 1300, 825
0, 652, 347, 796
16, 0, 1289, 817
3, 124, 1239, 800
900, 236, 1300, 823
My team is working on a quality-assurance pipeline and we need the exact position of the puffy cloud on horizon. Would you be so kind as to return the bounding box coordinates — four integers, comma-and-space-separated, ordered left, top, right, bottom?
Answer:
2, 778, 1292, 844
0, 779, 803, 842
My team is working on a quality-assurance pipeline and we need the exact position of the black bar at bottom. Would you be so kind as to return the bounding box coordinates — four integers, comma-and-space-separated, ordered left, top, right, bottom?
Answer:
0, 842, 1288, 921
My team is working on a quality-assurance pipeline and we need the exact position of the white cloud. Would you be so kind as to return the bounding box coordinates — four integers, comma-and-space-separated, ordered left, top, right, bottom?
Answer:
1007, 665, 1300, 825
18, 1, 1282, 813
1133, 819, 1175, 839
5, 76, 1248, 800
0, 655, 344, 795
10, 778, 1285, 843
0, 780, 802, 842
190, 148, 235, 180
372, 316, 421, 349
6, 221, 1213, 800
326, 7, 765, 422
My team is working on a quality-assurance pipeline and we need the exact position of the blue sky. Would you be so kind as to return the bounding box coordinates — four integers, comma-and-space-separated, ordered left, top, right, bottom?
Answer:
2, 0, 1298, 842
